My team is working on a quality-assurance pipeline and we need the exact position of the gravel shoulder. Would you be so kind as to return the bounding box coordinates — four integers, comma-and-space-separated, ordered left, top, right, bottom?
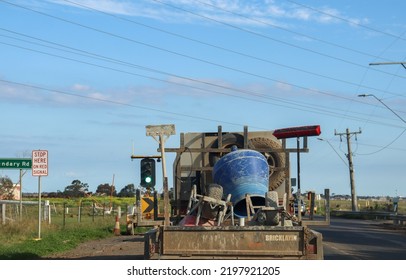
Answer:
44, 234, 145, 260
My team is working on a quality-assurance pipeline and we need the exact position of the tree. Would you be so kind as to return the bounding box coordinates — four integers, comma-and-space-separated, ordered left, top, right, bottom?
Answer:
118, 184, 136, 197
95, 183, 116, 196
63, 180, 89, 198
0, 176, 14, 200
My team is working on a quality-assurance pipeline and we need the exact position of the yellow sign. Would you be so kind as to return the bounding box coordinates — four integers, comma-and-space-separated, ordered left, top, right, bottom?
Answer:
141, 196, 154, 218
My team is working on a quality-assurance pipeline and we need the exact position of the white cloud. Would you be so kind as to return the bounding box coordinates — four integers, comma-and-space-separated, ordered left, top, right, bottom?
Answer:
72, 83, 91, 91
49, 0, 137, 15
45, 0, 367, 28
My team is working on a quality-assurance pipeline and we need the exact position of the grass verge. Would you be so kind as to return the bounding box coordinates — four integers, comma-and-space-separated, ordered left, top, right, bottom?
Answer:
0, 219, 115, 260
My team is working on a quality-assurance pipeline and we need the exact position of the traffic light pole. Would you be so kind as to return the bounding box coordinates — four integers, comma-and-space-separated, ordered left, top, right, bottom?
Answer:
159, 135, 170, 226
146, 124, 176, 226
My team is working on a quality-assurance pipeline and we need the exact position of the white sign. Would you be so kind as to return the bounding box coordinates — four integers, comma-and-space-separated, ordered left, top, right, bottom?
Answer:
32, 150, 48, 176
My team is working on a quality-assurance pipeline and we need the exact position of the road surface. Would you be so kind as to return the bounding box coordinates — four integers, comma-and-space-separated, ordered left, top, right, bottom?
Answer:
310, 217, 406, 260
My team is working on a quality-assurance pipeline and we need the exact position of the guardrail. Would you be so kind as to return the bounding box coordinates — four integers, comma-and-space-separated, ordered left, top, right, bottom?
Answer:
331, 210, 406, 226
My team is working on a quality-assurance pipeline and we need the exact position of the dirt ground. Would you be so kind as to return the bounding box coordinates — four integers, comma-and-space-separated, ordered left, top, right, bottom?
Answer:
44, 234, 145, 260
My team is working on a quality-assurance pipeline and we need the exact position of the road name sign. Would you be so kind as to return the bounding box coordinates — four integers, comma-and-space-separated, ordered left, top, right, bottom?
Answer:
32, 150, 48, 176
0, 158, 32, 169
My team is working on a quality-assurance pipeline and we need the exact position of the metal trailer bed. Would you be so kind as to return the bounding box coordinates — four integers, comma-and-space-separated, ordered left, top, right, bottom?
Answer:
144, 225, 323, 260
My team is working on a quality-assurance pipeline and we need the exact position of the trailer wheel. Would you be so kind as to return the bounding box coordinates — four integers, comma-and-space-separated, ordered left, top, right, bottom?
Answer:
248, 137, 286, 191
202, 183, 223, 219
265, 191, 280, 226
209, 133, 245, 166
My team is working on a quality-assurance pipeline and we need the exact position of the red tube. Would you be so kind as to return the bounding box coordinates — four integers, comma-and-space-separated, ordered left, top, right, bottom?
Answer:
273, 125, 321, 139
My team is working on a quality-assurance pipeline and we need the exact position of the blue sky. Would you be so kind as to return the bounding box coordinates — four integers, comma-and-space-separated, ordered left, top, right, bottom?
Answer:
0, 0, 405, 197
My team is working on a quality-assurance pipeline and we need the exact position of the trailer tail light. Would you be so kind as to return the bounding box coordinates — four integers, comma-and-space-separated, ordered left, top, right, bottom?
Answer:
273, 125, 321, 139
307, 244, 317, 254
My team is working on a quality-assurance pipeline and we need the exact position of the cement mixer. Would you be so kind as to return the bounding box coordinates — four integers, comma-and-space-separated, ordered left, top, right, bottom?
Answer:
143, 125, 329, 259
212, 146, 270, 217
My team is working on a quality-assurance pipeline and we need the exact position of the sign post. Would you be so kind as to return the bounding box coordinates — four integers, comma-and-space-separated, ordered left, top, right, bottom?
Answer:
32, 150, 48, 240
273, 126, 321, 221
146, 124, 175, 226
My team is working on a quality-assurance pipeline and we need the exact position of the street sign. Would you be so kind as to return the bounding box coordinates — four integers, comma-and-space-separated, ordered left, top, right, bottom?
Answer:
32, 150, 48, 176
0, 158, 32, 169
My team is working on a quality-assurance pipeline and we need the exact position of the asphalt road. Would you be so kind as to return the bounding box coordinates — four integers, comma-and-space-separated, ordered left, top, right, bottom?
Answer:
309, 217, 406, 260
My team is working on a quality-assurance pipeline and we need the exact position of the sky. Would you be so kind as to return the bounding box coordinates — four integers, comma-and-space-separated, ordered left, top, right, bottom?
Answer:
0, 0, 405, 198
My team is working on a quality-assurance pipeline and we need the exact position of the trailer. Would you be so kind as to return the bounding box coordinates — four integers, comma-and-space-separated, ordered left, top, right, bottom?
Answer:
142, 125, 329, 259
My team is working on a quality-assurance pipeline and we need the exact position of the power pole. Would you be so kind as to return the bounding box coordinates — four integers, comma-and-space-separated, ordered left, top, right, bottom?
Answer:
335, 128, 361, 212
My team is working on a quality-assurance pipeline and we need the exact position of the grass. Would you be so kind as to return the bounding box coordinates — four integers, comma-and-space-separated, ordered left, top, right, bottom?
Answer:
328, 198, 406, 214
0, 218, 115, 259
0, 196, 152, 260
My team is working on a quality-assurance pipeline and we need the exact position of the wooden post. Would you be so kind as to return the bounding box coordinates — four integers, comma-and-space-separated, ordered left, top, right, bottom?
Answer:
1, 204, 6, 225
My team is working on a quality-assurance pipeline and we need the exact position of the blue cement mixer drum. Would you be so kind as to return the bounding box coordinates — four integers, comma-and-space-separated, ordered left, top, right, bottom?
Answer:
212, 147, 269, 217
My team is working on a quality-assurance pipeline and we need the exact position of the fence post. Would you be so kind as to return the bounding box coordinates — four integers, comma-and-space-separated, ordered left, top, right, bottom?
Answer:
63, 202, 66, 227
103, 202, 105, 219
78, 201, 81, 223
1, 204, 5, 225
46, 200, 51, 224
92, 202, 95, 222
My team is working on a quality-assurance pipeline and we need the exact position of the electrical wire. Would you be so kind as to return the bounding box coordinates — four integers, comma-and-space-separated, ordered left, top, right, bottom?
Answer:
1, 37, 405, 129
1, 0, 406, 129
150, 0, 406, 83
2, 0, 406, 106
356, 128, 406, 155
285, 0, 406, 42
193, 0, 397, 63
0, 78, 263, 129
59, 0, 406, 100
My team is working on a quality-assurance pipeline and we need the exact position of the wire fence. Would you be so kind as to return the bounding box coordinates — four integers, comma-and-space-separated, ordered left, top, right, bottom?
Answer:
0, 199, 131, 227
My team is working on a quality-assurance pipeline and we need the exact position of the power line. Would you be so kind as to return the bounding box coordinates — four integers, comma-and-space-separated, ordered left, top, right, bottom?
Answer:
356, 129, 406, 156
1, 33, 405, 128
357, 93, 406, 155
2, 0, 406, 127
2, 0, 406, 104
150, 0, 406, 82
0, 78, 261, 129
2, 77, 404, 155
317, 137, 348, 166
58, 0, 406, 100
285, 0, 406, 42
193, 0, 395, 62
0, 38, 360, 120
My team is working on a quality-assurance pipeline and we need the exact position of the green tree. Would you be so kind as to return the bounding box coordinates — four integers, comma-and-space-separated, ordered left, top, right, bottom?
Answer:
63, 179, 89, 198
0, 176, 14, 200
95, 183, 116, 196
118, 183, 136, 197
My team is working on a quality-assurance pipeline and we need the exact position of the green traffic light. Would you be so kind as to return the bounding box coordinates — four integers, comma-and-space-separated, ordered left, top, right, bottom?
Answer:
140, 158, 156, 188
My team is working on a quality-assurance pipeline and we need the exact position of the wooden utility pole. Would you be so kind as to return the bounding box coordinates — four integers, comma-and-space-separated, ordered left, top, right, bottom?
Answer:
335, 128, 361, 212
